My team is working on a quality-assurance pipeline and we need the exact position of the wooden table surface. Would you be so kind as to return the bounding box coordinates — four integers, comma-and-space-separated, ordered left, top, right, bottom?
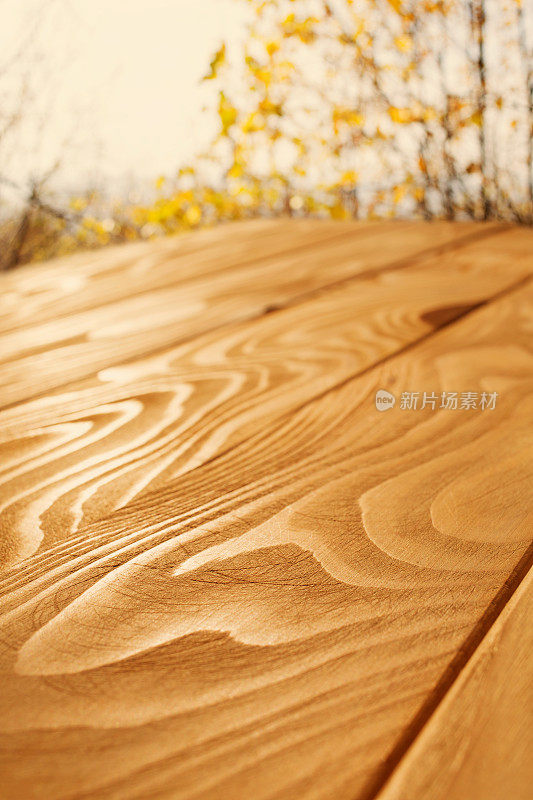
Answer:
0, 220, 532, 800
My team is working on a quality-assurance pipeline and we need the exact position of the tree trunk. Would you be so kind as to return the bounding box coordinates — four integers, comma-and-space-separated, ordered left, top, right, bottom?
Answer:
3, 206, 32, 270
471, 0, 491, 219
517, 1, 533, 222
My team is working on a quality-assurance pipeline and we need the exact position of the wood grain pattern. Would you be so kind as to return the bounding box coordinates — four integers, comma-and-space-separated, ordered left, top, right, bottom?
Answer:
0, 220, 327, 332
376, 568, 533, 800
0, 220, 508, 409
0, 222, 531, 800
0, 219, 495, 335
0, 232, 529, 572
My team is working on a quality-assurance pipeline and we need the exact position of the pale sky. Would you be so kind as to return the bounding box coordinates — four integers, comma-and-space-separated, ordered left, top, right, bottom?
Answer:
1, 0, 248, 191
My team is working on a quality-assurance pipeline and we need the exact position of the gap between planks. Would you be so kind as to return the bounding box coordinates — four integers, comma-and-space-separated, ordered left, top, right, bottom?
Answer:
0, 220, 360, 334
2, 278, 528, 796
1, 224, 531, 800
0, 220, 505, 336
2, 258, 520, 800
10, 270, 527, 596
373, 562, 533, 800
0, 222, 509, 412
361, 541, 533, 800
0, 240, 531, 579
354, 277, 533, 798
1, 245, 531, 589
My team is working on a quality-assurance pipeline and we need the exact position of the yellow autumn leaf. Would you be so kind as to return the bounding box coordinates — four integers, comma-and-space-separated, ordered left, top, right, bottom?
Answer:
69, 197, 88, 212
333, 107, 364, 131
184, 205, 202, 225
282, 14, 319, 44
423, 106, 438, 121
265, 40, 280, 57
204, 43, 226, 81
330, 202, 349, 220
218, 92, 238, 133
393, 184, 407, 203
395, 36, 412, 52
255, 68, 272, 85
348, 111, 364, 126
386, 0, 403, 14
340, 170, 358, 185
389, 106, 412, 123
228, 162, 244, 178
259, 98, 283, 116
242, 112, 265, 132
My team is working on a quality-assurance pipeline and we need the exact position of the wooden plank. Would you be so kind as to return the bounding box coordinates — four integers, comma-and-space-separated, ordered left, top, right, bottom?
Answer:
0, 219, 354, 333
375, 568, 533, 800
0, 231, 530, 570
0, 220, 494, 334
0, 221, 510, 409
0, 278, 531, 800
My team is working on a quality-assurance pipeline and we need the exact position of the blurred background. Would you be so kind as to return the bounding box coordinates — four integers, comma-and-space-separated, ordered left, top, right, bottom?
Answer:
0, 0, 531, 270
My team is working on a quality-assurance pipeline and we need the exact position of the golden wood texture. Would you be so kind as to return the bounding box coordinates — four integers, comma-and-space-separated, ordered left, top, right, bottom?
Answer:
0, 224, 531, 571
0, 220, 510, 408
0, 219, 487, 334
0, 220, 332, 332
0, 221, 532, 800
